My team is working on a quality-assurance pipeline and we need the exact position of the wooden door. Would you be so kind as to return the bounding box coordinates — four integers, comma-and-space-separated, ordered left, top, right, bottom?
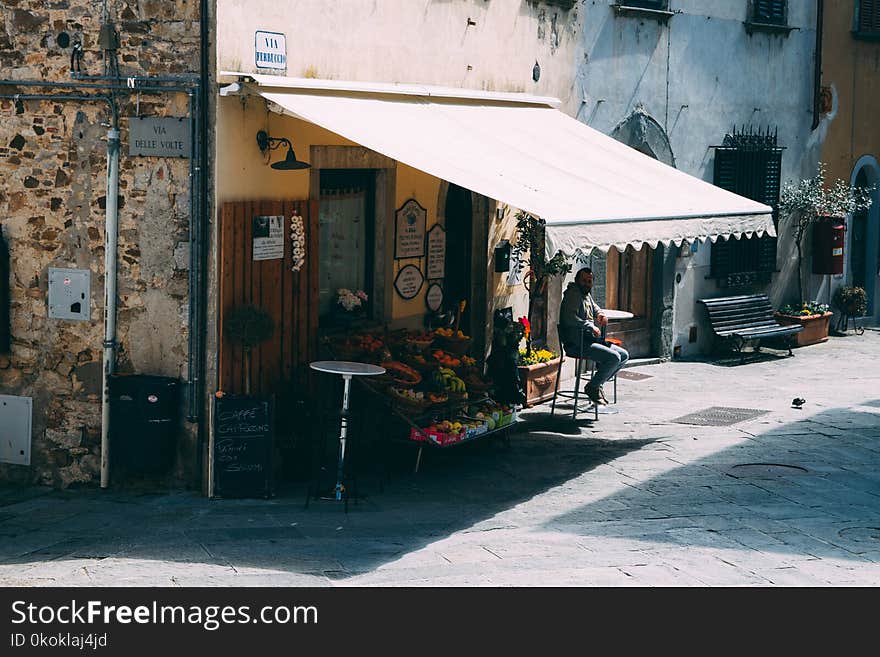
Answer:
605, 245, 653, 357
218, 199, 319, 395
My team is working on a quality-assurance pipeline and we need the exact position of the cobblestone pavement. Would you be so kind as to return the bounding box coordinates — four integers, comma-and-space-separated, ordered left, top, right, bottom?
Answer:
2, 329, 879, 586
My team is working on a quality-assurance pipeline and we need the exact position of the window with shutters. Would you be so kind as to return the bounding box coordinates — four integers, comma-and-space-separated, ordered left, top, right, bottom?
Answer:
745, 0, 794, 35
752, 0, 787, 25
710, 127, 783, 287
612, 1, 673, 22
856, 0, 880, 37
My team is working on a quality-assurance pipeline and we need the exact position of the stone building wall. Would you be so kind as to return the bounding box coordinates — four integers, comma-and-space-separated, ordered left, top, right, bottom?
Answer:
0, 1, 201, 488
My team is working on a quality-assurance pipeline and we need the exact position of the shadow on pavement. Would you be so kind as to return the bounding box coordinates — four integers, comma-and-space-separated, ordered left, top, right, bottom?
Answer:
0, 426, 657, 581
544, 404, 880, 563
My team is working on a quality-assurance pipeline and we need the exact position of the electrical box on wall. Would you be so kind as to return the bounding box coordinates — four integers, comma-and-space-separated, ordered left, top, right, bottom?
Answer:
48, 268, 91, 321
0, 395, 32, 466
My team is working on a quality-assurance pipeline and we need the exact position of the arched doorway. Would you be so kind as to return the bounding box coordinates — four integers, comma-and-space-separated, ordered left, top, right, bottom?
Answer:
849, 156, 880, 320
444, 183, 473, 331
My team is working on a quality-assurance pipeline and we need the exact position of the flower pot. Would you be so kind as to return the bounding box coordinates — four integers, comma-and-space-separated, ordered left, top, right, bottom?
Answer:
517, 356, 561, 407
774, 312, 832, 347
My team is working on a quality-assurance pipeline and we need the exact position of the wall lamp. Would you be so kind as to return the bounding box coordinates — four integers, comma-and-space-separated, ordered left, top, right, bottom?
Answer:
256, 130, 310, 170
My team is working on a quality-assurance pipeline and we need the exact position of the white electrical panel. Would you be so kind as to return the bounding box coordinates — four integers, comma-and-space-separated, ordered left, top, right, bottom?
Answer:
48, 267, 91, 321
0, 395, 32, 466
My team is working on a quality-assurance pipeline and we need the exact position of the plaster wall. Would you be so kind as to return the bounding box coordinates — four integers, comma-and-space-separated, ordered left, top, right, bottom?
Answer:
576, 0, 819, 358
818, 3, 880, 322
216, 0, 583, 116
217, 95, 528, 334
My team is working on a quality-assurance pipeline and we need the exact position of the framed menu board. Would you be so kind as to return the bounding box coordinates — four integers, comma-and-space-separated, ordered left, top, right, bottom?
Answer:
394, 264, 424, 299
394, 198, 426, 259
426, 224, 446, 279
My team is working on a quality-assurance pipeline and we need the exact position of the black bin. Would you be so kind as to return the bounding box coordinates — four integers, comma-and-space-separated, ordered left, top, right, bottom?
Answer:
110, 374, 180, 474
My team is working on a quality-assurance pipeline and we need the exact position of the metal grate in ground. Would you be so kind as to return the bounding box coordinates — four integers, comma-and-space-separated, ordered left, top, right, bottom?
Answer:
671, 406, 769, 426
616, 370, 653, 381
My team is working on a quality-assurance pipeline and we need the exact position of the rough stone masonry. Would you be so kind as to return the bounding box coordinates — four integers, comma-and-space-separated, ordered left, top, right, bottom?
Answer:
0, 1, 201, 488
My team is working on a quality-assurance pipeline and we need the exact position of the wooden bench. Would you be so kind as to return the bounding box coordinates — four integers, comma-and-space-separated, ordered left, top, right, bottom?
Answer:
698, 294, 803, 363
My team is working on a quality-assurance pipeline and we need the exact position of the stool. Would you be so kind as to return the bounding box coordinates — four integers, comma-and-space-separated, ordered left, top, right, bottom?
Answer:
600, 336, 624, 404
550, 326, 598, 420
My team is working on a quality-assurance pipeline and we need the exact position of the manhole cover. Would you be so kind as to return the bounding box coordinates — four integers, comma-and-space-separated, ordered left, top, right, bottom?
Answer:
672, 406, 769, 426
617, 371, 653, 381
838, 527, 880, 543
728, 463, 808, 478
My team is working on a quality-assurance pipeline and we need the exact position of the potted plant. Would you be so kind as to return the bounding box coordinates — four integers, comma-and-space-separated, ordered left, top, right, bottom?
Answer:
334, 288, 368, 326
224, 304, 275, 395
833, 285, 867, 317
517, 340, 562, 408
779, 163, 873, 304
511, 211, 572, 353
774, 301, 832, 347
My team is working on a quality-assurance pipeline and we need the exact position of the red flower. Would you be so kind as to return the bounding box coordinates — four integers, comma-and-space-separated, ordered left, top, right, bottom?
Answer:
518, 316, 531, 338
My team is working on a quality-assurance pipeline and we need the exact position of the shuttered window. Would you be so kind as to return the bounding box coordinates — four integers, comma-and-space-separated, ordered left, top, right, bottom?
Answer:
857, 0, 880, 34
752, 0, 787, 25
625, 0, 668, 8
710, 129, 783, 286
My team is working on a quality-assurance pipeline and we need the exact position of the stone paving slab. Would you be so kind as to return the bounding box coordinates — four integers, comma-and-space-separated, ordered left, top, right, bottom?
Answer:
1, 331, 880, 586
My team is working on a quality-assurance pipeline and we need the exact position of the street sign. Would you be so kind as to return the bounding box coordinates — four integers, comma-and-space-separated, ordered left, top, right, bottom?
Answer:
128, 117, 191, 158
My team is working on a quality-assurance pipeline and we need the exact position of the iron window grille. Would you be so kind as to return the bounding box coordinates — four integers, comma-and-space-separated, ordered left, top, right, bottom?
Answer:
856, 0, 880, 38
710, 127, 783, 287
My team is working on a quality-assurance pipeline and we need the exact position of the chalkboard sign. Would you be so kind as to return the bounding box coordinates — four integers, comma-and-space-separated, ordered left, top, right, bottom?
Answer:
212, 395, 273, 499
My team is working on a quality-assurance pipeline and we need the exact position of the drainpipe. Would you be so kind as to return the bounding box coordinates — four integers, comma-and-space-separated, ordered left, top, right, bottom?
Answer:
100, 123, 120, 489
812, 0, 825, 131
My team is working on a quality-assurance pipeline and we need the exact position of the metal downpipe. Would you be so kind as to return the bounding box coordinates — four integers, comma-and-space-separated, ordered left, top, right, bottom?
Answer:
100, 126, 120, 489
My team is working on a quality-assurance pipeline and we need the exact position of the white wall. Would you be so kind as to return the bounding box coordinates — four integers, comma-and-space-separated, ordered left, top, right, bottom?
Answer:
217, 0, 584, 115
576, 0, 818, 357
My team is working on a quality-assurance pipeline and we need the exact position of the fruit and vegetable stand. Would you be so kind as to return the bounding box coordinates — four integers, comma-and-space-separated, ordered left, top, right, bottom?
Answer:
320, 326, 519, 473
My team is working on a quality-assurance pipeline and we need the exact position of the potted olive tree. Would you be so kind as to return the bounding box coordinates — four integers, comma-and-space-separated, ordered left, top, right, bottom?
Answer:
775, 164, 873, 345
778, 163, 873, 305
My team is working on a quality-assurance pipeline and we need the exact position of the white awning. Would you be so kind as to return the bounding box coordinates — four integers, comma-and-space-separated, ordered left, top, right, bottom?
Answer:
223, 72, 774, 255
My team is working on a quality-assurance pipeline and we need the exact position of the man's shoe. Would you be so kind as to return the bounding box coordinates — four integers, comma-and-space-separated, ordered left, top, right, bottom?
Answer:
584, 386, 605, 406
597, 387, 610, 405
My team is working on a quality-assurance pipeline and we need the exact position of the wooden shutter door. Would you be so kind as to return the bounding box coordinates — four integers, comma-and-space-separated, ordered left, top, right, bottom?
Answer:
218, 199, 319, 396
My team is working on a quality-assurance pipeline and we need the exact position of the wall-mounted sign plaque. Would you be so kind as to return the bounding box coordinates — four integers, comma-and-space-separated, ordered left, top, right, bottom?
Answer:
426, 224, 446, 279
394, 198, 426, 259
255, 30, 286, 69
425, 283, 444, 312
252, 216, 284, 261
394, 264, 424, 300
129, 117, 191, 158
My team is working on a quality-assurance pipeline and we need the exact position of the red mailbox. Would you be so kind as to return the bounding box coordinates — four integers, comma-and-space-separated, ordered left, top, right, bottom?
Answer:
812, 221, 846, 275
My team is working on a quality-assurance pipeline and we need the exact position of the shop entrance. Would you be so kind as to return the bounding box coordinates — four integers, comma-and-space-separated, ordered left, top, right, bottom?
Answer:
318, 170, 376, 324
444, 183, 473, 331
605, 244, 653, 357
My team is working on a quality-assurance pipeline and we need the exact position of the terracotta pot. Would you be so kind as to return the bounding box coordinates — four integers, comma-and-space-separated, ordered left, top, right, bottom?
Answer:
517, 357, 561, 407
774, 312, 832, 347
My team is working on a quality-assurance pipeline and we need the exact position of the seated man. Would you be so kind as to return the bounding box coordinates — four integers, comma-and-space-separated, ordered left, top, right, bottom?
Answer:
559, 267, 629, 405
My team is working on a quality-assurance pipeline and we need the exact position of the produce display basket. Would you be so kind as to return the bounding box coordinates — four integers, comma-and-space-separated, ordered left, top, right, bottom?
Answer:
436, 336, 472, 356
409, 427, 466, 446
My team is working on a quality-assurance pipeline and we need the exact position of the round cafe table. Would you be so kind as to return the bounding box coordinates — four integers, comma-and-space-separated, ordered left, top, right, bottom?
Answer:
309, 361, 385, 502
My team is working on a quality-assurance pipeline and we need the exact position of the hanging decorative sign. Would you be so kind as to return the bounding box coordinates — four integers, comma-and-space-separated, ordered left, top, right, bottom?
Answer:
426, 224, 446, 279
394, 198, 427, 259
252, 215, 284, 261
394, 264, 424, 300
425, 283, 444, 312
